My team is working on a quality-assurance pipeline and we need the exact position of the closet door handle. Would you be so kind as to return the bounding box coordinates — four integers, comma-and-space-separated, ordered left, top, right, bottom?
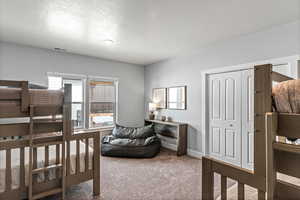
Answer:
229, 124, 233, 127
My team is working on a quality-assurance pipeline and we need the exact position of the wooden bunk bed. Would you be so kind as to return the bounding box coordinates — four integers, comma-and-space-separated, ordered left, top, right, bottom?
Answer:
0, 80, 100, 200
202, 64, 300, 199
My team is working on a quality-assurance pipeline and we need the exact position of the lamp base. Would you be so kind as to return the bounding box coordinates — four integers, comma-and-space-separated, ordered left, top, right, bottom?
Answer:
149, 113, 155, 120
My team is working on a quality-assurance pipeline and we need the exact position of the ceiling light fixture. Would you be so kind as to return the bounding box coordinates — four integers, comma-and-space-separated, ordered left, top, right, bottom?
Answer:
103, 39, 115, 45
54, 47, 66, 52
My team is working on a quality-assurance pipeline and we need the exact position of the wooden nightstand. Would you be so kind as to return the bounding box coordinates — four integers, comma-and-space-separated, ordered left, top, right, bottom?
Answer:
145, 119, 188, 156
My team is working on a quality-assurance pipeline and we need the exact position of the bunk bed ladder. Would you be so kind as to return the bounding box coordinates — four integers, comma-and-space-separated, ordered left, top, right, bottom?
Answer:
266, 112, 300, 200
28, 105, 66, 200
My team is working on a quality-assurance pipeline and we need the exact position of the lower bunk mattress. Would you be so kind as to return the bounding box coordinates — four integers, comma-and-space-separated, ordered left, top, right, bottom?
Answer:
0, 140, 93, 192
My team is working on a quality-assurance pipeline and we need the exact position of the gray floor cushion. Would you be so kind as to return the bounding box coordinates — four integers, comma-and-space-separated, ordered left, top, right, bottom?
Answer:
101, 124, 161, 158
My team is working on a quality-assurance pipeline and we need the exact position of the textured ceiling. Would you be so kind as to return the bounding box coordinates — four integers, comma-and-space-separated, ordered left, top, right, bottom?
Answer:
0, 0, 299, 65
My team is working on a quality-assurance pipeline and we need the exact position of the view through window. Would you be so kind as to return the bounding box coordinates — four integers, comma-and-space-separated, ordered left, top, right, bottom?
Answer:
63, 79, 84, 128
89, 81, 115, 128
48, 74, 117, 129
48, 76, 84, 128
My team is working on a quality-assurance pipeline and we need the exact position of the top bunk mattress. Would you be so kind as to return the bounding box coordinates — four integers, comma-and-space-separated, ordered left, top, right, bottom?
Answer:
0, 88, 64, 105
272, 79, 300, 113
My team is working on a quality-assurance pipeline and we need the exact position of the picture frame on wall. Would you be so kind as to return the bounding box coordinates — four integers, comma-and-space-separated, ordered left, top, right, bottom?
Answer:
167, 86, 187, 110
152, 88, 167, 109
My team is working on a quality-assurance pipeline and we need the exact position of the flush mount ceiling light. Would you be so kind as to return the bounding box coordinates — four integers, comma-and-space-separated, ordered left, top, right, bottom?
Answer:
103, 39, 115, 45
54, 47, 66, 52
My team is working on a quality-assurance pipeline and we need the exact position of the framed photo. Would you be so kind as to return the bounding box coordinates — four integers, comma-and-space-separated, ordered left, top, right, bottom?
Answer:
152, 88, 167, 109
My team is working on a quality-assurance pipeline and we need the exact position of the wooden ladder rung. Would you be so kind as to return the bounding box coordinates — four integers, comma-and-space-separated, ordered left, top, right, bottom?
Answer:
32, 164, 62, 175
32, 188, 62, 200
273, 142, 300, 154
32, 140, 63, 148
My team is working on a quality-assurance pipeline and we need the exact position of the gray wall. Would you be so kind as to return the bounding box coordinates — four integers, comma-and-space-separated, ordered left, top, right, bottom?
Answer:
0, 42, 145, 127
144, 20, 300, 155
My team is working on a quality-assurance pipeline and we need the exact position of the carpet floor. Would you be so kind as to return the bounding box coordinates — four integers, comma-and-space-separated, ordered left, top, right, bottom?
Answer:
47, 148, 235, 200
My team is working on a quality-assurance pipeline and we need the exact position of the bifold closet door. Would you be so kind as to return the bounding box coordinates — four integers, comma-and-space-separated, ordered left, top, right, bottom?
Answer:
241, 69, 254, 170
208, 71, 242, 166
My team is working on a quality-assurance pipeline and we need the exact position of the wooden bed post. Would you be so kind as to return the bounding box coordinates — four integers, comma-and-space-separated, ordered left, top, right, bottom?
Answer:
28, 105, 34, 200
93, 133, 100, 196
63, 84, 72, 199
253, 64, 272, 179
266, 112, 278, 200
64, 84, 72, 138
20, 81, 29, 112
202, 157, 214, 200
64, 83, 72, 182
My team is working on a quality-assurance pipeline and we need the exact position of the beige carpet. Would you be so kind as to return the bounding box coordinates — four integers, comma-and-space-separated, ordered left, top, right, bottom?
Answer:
46, 148, 235, 200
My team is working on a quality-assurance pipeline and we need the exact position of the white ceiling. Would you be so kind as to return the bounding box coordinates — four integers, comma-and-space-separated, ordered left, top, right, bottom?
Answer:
0, 0, 299, 65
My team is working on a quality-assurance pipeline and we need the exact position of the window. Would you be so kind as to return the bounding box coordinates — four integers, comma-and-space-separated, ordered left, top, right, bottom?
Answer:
48, 76, 84, 128
63, 79, 84, 128
89, 81, 115, 128
48, 73, 117, 129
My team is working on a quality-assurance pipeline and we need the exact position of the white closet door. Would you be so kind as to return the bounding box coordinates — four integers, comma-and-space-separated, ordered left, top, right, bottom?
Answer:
208, 71, 242, 166
241, 69, 254, 170
209, 75, 222, 159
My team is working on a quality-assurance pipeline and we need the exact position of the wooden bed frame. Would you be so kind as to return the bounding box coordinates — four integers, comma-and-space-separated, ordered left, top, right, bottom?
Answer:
202, 64, 300, 199
0, 80, 100, 200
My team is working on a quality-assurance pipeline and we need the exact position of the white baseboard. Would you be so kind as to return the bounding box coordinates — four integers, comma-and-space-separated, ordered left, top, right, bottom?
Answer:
161, 141, 203, 159
187, 148, 204, 159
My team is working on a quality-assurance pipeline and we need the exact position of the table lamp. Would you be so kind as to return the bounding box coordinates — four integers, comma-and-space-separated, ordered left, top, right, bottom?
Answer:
148, 102, 157, 120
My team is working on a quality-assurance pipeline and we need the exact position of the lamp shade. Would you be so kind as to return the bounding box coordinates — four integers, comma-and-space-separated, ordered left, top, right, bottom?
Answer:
149, 102, 157, 112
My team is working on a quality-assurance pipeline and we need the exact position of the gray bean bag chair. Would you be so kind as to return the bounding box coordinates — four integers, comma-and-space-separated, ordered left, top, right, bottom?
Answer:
101, 124, 161, 158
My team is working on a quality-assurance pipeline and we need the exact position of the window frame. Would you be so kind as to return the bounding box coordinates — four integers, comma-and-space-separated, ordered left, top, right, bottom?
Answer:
48, 73, 86, 129
47, 72, 118, 130
86, 76, 119, 129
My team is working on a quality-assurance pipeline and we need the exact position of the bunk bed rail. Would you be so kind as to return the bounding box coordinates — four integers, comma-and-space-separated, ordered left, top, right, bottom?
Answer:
271, 71, 293, 82
0, 118, 63, 138
266, 112, 300, 200
0, 130, 100, 199
66, 130, 100, 193
0, 80, 29, 112
202, 157, 266, 200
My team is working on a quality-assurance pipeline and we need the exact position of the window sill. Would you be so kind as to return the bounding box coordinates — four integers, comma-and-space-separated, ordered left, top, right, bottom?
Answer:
75, 126, 114, 132
88, 126, 114, 131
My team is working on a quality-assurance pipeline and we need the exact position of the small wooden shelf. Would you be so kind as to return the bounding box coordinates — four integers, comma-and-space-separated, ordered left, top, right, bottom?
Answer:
145, 119, 188, 156
145, 119, 187, 126
159, 132, 177, 139
273, 142, 300, 155
157, 134, 177, 144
